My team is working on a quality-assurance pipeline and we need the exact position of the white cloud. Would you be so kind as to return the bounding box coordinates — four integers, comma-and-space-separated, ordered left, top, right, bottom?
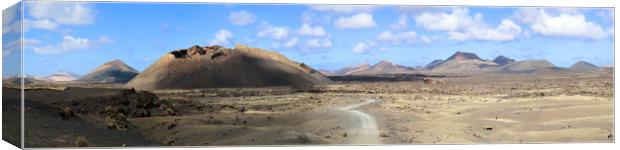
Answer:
301, 12, 331, 25
33, 35, 112, 54
350, 30, 433, 54
25, 19, 58, 30
272, 36, 333, 51
3, 39, 20, 58
259, 22, 332, 52
27, 2, 96, 25
310, 5, 376, 14
305, 38, 333, 49
555, 8, 581, 14
378, 47, 386, 52
376, 30, 418, 44
98, 36, 113, 44
209, 29, 234, 45
228, 11, 257, 26
257, 22, 291, 40
3, 5, 21, 35
283, 37, 299, 48
297, 24, 327, 37
358, 29, 432, 49
414, 8, 485, 31
597, 9, 614, 21
448, 19, 522, 41
515, 8, 608, 39
3, 38, 40, 58
334, 13, 377, 29
513, 8, 540, 23
34, 35, 90, 54
415, 8, 521, 41
241, 37, 256, 46
420, 35, 432, 43
2, 20, 21, 34
390, 15, 409, 29
352, 42, 370, 54
24, 38, 41, 45
2, 37, 41, 58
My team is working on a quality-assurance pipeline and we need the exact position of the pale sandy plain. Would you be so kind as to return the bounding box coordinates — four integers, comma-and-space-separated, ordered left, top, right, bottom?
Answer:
2, 73, 614, 147
130, 73, 614, 145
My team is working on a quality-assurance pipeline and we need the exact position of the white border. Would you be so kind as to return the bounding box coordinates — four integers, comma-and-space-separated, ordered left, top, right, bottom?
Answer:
1, 0, 618, 150
9, 0, 619, 7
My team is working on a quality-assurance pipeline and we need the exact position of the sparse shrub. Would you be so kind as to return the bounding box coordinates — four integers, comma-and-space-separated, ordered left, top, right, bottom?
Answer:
74, 136, 89, 147
60, 107, 74, 119
104, 105, 117, 113
413, 95, 422, 100
380, 133, 389, 137
166, 136, 176, 145
131, 109, 150, 117
291, 85, 326, 93
104, 113, 129, 130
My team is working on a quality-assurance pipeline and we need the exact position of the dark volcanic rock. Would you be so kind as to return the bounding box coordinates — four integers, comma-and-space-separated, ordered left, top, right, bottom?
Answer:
492, 56, 515, 66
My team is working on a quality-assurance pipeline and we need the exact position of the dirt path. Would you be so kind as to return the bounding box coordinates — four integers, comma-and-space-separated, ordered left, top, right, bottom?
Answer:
336, 98, 381, 144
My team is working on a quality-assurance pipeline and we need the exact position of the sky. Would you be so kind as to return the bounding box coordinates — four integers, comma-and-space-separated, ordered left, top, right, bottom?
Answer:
1, 1, 615, 76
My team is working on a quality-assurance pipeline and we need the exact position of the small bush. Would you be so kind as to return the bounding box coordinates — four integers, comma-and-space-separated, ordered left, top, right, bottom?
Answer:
74, 136, 89, 147
59, 107, 74, 119
291, 85, 326, 93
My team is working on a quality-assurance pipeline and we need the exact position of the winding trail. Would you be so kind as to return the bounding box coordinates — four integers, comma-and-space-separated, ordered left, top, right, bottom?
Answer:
336, 98, 381, 144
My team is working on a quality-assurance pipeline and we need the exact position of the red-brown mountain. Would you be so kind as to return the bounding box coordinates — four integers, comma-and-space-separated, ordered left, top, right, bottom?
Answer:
126, 44, 330, 89
79, 60, 139, 84
334, 63, 372, 75
501, 60, 556, 73
425, 60, 444, 69
430, 51, 498, 73
570, 61, 599, 71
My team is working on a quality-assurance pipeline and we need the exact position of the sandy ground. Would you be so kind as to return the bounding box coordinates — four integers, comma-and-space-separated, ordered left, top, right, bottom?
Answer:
370, 94, 613, 144
336, 98, 381, 144
2, 73, 614, 147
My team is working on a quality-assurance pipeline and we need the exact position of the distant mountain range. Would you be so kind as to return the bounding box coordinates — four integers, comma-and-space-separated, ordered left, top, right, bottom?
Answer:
3, 48, 610, 87
325, 51, 606, 76
3, 60, 140, 84
323, 60, 415, 76
2, 76, 46, 85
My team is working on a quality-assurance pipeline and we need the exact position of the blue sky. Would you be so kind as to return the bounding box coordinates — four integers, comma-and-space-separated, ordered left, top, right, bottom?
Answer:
2, 1, 615, 76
